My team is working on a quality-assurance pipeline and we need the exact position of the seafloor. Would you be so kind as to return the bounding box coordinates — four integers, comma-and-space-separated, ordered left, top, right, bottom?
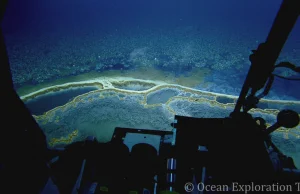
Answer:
6, 26, 300, 100
19, 77, 300, 169
4, 26, 300, 168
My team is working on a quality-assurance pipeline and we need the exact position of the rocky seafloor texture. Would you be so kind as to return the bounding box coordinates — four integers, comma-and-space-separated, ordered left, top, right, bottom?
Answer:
21, 78, 300, 168
5, 24, 300, 168
6, 26, 300, 100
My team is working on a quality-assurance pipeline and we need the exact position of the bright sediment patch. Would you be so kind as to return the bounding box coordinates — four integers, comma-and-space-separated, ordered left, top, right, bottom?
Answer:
20, 77, 300, 168
111, 80, 157, 91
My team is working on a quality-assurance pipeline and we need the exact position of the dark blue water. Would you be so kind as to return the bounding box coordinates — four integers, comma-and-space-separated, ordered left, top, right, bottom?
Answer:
25, 87, 97, 115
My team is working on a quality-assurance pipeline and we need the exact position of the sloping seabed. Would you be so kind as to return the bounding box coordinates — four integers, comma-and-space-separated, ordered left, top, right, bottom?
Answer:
20, 78, 300, 168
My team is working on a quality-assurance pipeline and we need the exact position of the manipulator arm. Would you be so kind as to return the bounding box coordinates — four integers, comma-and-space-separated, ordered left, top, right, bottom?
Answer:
234, 0, 300, 113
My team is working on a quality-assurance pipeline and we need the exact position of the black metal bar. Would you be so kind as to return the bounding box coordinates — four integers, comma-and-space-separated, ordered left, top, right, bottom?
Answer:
0, 0, 8, 21
0, 29, 13, 90
233, 0, 299, 113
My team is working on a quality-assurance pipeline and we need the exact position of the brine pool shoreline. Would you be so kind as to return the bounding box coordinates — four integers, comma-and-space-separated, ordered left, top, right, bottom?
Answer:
19, 76, 300, 168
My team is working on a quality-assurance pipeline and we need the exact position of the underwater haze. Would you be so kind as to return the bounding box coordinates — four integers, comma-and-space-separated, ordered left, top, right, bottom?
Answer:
2, 0, 300, 99
2, 0, 300, 167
